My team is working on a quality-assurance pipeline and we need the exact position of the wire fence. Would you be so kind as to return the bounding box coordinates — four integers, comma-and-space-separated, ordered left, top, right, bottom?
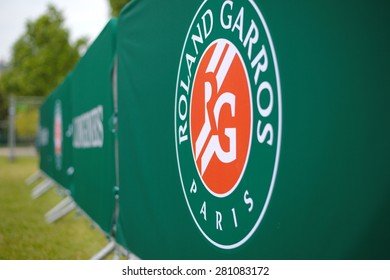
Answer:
1, 95, 43, 160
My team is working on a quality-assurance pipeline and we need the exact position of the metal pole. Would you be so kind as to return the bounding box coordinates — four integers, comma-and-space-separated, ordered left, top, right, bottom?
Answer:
8, 95, 15, 161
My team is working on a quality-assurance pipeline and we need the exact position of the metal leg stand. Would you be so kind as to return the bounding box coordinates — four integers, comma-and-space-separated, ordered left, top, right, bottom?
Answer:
90, 240, 116, 260
45, 197, 76, 224
31, 179, 53, 199
25, 171, 42, 185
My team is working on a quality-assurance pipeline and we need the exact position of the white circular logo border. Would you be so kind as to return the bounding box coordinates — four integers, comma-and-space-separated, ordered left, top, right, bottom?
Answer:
174, 0, 282, 250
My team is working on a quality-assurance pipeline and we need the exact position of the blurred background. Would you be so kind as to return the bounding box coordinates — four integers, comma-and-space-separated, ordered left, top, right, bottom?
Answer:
0, 0, 129, 158
0, 0, 130, 260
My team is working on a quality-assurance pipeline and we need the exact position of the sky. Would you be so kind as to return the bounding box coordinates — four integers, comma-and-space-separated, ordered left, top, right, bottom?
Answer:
0, 0, 110, 62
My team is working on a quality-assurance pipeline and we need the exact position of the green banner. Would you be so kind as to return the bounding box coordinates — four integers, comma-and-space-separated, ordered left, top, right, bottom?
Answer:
116, 0, 390, 259
38, 94, 54, 178
116, 0, 204, 258
48, 73, 74, 193
70, 19, 117, 234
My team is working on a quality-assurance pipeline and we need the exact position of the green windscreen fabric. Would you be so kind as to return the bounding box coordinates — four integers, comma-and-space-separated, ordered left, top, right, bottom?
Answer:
38, 94, 55, 178
116, 0, 390, 259
116, 0, 204, 259
49, 73, 74, 194
70, 19, 117, 234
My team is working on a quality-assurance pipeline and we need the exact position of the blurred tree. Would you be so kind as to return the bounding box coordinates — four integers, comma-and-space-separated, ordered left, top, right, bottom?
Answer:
0, 4, 88, 98
0, 78, 7, 122
109, 0, 131, 17
15, 106, 39, 138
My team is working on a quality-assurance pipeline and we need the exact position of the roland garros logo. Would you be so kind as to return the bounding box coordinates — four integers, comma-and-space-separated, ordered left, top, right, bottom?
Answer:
54, 99, 63, 170
175, 0, 282, 249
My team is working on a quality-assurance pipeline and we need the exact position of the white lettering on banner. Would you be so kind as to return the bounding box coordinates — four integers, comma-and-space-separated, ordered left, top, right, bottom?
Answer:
177, 9, 214, 145
220, 0, 274, 146
73, 105, 104, 148
38, 127, 49, 147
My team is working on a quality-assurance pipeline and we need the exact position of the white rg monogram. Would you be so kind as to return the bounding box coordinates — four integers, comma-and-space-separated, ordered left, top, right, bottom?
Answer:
195, 42, 237, 175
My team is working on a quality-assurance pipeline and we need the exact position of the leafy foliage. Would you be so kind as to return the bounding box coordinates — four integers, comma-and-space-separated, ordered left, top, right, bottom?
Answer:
0, 4, 87, 98
15, 106, 39, 138
109, 0, 131, 17
0, 78, 8, 122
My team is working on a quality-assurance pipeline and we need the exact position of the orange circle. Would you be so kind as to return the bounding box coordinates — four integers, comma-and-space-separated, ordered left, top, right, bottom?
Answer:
54, 110, 62, 156
190, 40, 252, 196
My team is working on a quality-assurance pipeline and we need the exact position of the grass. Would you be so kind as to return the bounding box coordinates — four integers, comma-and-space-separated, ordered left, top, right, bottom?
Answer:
0, 156, 109, 259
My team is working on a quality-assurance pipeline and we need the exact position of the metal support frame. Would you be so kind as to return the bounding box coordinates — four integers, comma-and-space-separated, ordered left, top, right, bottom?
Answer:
7, 95, 43, 161
90, 241, 141, 260
121, 246, 140, 260
90, 57, 142, 261
110, 55, 121, 240
31, 179, 53, 199
25, 171, 42, 185
45, 196, 76, 224
90, 240, 116, 260
89, 55, 123, 261
128, 253, 140, 260
8, 95, 15, 161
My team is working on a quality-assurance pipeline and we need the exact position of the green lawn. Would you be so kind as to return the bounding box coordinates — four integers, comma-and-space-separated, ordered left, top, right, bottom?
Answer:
0, 156, 109, 259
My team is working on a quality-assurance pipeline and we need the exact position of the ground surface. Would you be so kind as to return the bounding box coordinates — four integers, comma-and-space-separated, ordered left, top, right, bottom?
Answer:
0, 156, 108, 259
